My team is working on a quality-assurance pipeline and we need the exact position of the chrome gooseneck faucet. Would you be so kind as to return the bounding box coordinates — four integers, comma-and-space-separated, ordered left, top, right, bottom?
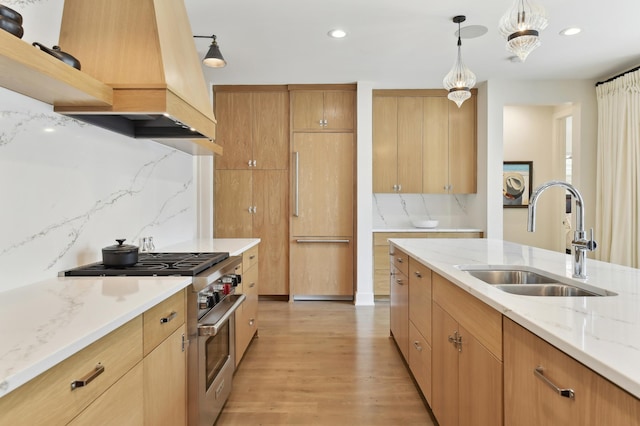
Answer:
527, 180, 597, 279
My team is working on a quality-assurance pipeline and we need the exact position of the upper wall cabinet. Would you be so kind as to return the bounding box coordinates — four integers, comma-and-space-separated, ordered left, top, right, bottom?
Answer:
214, 87, 289, 170
373, 90, 477, 194
290, 85, 356, 132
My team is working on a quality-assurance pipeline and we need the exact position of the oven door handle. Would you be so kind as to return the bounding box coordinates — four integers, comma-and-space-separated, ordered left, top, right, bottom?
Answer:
197, 294, 246, 337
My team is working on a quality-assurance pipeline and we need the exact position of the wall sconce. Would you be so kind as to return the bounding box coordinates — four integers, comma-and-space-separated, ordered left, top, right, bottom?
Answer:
193, 34, 226, 68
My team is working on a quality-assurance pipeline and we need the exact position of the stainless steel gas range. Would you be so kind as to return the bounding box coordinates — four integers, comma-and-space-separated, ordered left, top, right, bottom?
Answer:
62, 252, 245, 426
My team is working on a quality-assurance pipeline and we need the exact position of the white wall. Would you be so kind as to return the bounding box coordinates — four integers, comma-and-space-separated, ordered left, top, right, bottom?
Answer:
0, 89, 198, 292
503, 105, 559, 250
483, 79, 598, 242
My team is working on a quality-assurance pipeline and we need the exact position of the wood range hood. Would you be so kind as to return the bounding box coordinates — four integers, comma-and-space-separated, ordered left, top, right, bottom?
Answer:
53, 0, 221, 155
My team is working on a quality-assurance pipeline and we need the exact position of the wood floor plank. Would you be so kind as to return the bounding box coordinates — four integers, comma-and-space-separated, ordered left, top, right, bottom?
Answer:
217, 300, 435, 425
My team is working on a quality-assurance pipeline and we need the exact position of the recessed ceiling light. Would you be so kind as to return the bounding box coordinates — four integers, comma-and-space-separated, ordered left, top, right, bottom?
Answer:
328, 29, 347, 39
560, 27, 581, 36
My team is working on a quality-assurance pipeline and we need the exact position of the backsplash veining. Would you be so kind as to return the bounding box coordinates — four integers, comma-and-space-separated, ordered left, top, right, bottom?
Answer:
373, 193, 474, 229
0, 88, 197, 291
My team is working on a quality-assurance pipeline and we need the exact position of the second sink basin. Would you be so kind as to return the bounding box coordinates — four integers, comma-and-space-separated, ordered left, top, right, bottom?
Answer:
457, 265, 616, 297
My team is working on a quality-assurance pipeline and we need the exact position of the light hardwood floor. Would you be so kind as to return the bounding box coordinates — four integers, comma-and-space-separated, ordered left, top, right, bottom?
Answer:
217, 300, 436, 425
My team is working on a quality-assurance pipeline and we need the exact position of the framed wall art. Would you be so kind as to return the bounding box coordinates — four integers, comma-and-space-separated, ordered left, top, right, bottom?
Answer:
503, 161, 533, 208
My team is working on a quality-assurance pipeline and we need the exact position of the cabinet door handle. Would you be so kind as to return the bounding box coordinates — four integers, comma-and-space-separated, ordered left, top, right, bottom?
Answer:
395, 278, 404, 285
396, 257, 404, 263
293, 151, 299, 217
413, 341, 423, 352
296, 239, 350, 244
252, 160, 257, 167
249, 318, 255, 326
71, 363, 104, 390
160, 311, 177, 324
248, 160, 253, 167
249, 255, 256, 260
249, 282, 256, 288
319, 119, 324, 126
414, 271, 422, 278
534, 366, 575, 399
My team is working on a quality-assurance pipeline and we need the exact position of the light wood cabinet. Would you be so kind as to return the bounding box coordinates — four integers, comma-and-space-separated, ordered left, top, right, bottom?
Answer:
68, 362, 144, 426
290, 89, 355, 131
215, 169, 288, 296
214, 89, 289, 170
504, 319, 640, 426
431, 273, 503, 426
373, 232, 483, 296
390, 247, 410, 360
143, 325, 187, 426
290, 238, 354, 297
236, 245, 259, 367
0, 290, 188, 426
408, 258, 432, 403
290, 126, 355, 299
372, 90, 476, 194
214, 87, 289, 296
142, 290, 186, 426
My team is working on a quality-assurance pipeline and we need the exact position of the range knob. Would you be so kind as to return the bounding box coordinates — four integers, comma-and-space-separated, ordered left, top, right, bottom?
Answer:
198, 292, 214, 309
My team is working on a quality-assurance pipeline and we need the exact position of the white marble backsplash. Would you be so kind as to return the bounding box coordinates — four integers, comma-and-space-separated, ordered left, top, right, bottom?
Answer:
373, 193, 475, 229
0, 88, 197, 292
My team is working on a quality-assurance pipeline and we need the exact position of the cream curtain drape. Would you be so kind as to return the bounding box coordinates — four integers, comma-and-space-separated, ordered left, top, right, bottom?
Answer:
595, 69, 640, 267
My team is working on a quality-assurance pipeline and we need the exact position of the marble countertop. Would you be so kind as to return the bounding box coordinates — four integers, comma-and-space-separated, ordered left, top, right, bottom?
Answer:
389, 238, 640, 399
160, 238, 260, 256
0, 238, 260, 399
373, 227, 483, 233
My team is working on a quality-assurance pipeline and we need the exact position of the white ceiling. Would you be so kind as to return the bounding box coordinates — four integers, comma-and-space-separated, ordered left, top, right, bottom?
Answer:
186, 0, 640, 89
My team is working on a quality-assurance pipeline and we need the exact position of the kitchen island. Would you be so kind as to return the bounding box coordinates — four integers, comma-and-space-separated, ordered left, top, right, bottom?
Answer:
389, 237, 640, 399
389, 238, 640, 425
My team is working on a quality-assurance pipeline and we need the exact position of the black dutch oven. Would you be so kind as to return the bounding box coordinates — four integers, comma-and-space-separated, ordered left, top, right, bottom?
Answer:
102, 239, 139, 267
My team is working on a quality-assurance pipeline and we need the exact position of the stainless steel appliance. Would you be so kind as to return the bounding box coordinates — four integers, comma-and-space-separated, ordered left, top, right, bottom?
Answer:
62, 252, 245, 426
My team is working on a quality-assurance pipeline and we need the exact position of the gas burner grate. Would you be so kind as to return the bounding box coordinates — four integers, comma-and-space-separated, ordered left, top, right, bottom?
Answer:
62, 252, 229, 277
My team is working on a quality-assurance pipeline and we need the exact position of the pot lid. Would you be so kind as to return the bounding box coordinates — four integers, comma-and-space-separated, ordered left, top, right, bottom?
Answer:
103, 239, 138, 252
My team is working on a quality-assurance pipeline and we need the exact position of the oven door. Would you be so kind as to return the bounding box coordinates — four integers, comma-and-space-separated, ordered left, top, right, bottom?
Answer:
196, 294, 245, 426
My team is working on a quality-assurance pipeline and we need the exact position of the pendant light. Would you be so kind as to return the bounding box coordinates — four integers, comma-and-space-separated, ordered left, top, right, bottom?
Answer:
443, 15, 476, 108
193, 34, 227, 68
498, 0, 548, 62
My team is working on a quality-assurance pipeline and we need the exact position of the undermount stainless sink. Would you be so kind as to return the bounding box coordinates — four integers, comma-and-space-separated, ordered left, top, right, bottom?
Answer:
457, 265, 616, 297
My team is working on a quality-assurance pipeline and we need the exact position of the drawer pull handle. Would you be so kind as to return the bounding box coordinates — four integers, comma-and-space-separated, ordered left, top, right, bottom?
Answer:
249, 318, 255, 326
396, 257, 404, 263
413, 341, 423, 352
395, 278, 404, 285
534, 366, 575, 399
414, 271, 422, 278
249, 254, 256, 260
249, 282, 256, 288
71, 363, 104, 390
160, 311, 177, 324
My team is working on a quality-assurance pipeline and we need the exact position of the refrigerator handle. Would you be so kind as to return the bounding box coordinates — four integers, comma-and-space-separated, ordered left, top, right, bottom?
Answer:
293, 151, 299, 217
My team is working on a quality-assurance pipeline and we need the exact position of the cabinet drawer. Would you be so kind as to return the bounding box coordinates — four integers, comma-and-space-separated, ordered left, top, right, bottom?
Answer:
69, 362, 144, 426
143, 290, 185, 356
433, 273, 502, 360
504, 319, 640, 425
390, 246, 409, 277
408, 257, 432, 344
243, 245, 259, 273
409, 321, 432, 404
0, 317, 142, 426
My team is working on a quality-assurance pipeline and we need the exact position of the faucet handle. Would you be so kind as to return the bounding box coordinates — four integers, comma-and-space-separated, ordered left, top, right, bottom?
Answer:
587, 228, 597, 251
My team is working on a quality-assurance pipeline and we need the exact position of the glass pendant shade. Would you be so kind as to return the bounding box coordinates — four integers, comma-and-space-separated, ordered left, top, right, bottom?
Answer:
443, 42, 476, 108
499, 0, 548, 61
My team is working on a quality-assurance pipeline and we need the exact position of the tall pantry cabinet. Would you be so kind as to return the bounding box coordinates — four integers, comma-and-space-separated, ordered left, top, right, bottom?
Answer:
213, 86, 289, 296
289, 85, 356, 299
